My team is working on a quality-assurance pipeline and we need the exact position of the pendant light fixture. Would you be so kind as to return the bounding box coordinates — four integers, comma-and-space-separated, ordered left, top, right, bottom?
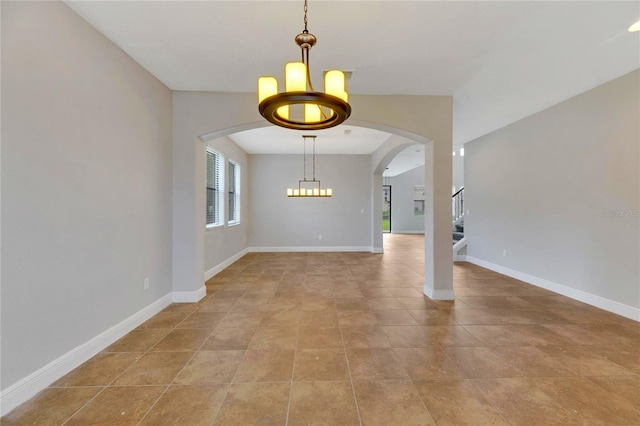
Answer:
287, 135, 332, 197
258, 0, 351, 130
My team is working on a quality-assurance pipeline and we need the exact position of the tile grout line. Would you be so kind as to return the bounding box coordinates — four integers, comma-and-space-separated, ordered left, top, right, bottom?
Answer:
337, 297, 364, 426
284, 313, 301, 426
59, 307, 197, 425
406, 375, 438, 425
466, 377, 525, 426
209, 262, 280, 426
203, 265, 254, 426
136, 293, 243, 426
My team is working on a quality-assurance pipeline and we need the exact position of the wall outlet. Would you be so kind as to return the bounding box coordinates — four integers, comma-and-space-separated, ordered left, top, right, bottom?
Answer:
502, 250, 507, 257
318, 234, 323, 241
144, 277, 150, 290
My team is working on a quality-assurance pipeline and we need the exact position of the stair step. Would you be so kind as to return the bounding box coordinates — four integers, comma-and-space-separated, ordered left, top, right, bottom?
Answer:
455, 224, 464, 232
453, 232, 464, 241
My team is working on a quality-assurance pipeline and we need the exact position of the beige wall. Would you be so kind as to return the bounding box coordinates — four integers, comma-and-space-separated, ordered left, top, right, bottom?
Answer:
2, 0, 173, 394
465, 69, 639, 317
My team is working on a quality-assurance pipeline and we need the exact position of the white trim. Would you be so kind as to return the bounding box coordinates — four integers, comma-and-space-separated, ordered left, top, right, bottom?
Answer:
227, 158, 241, 226
372, 247, 384, 254
248, 246, 373, 253
205, 145, 225, 228
204, 248, 249, 281
172, 286, 206, 303
423, 287, 456, 300
390, 230, 425, 235
464, 256, 640, 322
0, 294, 173, 416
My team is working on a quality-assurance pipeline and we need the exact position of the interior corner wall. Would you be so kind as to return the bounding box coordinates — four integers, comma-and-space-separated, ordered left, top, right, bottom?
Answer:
248, 154, 372, 249
465, 69, 640, 312
172, 92, 258, 295
389, 165, 426, 234
204, 136, 249, 273
1, 0, 173, 391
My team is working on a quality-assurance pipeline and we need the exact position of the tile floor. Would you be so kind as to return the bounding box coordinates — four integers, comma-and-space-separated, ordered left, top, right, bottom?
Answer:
3, 234, 639, 425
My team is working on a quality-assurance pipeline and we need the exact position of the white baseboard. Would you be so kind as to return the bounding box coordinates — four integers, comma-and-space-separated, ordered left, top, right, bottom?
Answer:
172, 286, 206, 303
204, 248, 249, 281
0, 294, 173, 416
248, 246, 373, 253
372, 247, 384, 254
423, 287, 456, 300
464, 256, 640, 322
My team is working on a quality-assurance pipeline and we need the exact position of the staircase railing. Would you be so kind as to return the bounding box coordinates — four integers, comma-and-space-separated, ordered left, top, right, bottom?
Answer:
452, 187, 464, 222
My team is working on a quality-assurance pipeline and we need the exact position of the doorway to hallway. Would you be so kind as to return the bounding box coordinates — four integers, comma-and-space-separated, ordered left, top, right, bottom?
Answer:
382, 233, 425, 278
383, 185, 391, 233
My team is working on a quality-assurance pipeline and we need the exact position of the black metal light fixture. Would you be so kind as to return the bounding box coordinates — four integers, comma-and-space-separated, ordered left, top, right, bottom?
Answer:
287, 135, 333, 197
258, 0, 351, 130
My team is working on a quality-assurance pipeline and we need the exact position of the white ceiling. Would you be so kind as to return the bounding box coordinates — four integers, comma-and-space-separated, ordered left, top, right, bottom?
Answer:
228, 125, 391, 155
66, 0, 639, 155
385, 144, 425, 177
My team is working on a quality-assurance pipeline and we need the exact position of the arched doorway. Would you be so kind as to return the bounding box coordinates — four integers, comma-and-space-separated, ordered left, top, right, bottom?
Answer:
171, 92, 454, 301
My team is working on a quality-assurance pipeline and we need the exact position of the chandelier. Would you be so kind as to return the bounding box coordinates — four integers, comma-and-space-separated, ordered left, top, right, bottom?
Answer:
258, 0, 351, 131
287, 135, 333, 197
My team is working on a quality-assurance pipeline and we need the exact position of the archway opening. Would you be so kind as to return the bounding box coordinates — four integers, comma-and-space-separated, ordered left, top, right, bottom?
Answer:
196, 118, 451, 300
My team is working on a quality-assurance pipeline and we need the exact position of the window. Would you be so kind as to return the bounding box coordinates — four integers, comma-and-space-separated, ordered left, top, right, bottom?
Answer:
228, 160, 241, 225
206, 147, 224, 227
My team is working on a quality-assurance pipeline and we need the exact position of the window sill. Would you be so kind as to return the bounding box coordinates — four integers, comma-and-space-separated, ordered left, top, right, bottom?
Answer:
227, 222, 241, 227
206, 224, 224, 232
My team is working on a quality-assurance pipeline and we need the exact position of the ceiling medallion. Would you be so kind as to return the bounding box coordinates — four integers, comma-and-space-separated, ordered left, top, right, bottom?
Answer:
258, 0, 351, 131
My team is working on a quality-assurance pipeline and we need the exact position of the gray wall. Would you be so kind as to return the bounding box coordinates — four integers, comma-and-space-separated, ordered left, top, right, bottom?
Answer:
453, 152, 464, 191
204, 136, 249, 272
465, 70, 639, 308
249, 155, 372, 249
1, 1, 173, 390
389, 165, 426, 234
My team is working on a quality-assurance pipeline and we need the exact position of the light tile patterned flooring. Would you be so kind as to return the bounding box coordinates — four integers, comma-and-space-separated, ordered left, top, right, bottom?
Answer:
4, 234, 639, 425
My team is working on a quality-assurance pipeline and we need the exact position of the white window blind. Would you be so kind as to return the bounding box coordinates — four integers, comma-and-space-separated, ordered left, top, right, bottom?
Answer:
228, 160, 241, 225
206, 147, 224, 227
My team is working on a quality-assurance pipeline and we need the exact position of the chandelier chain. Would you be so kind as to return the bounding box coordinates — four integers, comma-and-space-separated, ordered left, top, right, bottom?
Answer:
301, 135, 318, 182
257, 0, 351, 131
303, 0, 308, 32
